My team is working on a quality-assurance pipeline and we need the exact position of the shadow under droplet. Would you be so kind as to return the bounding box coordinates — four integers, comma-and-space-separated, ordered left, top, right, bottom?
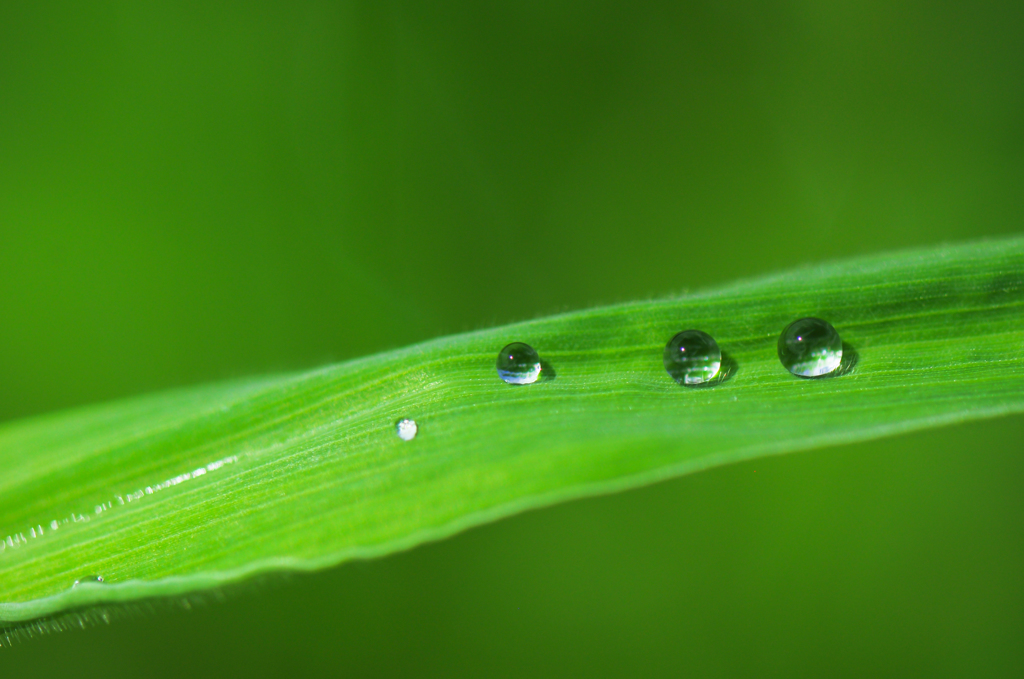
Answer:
539, 360, 557, 382
835, 342, 859, 376
717, 352, 738, 384
670, 351, 737, 388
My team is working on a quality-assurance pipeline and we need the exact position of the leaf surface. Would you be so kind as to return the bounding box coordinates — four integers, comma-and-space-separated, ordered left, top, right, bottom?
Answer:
3, 238, 1024, 622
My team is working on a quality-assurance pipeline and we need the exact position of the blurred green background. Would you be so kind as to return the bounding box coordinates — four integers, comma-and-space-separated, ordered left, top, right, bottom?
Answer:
2, 0, 1023, 675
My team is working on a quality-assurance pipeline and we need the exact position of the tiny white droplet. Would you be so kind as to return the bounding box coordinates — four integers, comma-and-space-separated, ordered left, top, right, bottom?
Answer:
396, 418, 418, 441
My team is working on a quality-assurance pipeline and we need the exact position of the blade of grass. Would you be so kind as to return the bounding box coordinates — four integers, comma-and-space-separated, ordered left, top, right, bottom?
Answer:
2, 237, 1024, 622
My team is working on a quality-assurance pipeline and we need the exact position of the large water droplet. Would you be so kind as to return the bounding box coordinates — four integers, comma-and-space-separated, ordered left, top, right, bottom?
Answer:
73, 575, 104, 588
777, 317, 843, 377
663, 330, 722, 385
496, 342, 542, 384
395, 418, 418, 441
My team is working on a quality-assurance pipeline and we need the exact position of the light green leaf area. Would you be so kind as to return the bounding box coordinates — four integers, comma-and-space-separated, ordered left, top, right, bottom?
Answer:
2, 238, 1023, 623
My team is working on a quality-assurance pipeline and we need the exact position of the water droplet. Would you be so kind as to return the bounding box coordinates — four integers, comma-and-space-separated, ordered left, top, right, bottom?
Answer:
663, 330, 722, 385
496, 342, 542, 385
777, 317, 843, 377
395, 418, 418, 441
73, 575, 104, 588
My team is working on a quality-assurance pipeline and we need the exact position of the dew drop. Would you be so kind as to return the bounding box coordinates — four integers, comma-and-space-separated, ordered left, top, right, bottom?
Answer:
777, 317, 843, 377
663, 330, 722, 385
496, 342, 542, 385
72, 575, 104, 588
395, 418, 418, 441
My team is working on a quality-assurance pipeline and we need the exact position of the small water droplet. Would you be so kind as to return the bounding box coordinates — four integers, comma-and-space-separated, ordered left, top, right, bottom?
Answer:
73, 575, 104, 588
777, 317, 843, 377
663, 330, 722, 385
496, 342, 542, 384
395, 418, 418, 441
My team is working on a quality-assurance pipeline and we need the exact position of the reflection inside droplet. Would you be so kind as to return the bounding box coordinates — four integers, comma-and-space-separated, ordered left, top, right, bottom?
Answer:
777, 317, 843, 377
663, 329, 722, 385
496, 342, 542, 385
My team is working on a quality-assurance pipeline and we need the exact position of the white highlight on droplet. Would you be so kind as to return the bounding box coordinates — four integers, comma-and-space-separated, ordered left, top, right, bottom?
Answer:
396, 418, 418, 441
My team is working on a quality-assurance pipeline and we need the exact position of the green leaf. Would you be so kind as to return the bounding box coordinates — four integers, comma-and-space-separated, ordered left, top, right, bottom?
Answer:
3, 238, 1023, 623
